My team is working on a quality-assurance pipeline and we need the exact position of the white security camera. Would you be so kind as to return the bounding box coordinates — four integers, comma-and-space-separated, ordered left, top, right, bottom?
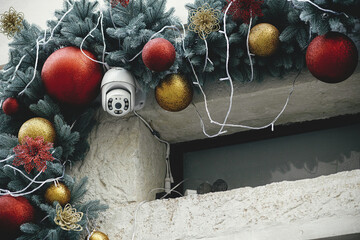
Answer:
101, 68, 145, 117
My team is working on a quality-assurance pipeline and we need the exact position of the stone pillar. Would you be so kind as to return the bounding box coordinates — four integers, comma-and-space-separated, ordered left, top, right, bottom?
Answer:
70, 110, 166, 204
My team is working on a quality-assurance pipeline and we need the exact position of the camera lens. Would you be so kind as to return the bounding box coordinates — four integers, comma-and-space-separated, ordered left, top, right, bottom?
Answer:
115, 102, 122, 109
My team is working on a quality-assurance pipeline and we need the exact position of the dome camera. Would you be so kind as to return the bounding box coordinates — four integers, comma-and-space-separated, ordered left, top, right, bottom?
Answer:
101, 68, 145, 117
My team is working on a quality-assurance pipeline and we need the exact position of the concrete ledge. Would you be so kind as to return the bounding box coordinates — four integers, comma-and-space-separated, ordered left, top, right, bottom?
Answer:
139, 66, 360, 143
100, 170, 360, 239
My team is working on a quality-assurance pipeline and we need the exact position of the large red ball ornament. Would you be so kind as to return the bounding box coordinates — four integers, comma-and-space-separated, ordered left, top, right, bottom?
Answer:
41, 47, 103, 105
2, 97, 20, 115
0, 196, 35, 240
142, 38, 176, 72
306, 32, 358, 83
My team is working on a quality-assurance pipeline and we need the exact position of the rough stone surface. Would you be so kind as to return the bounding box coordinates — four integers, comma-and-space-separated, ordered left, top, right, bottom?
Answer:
139, 66, 360, 143
70, 111, 166, 205
109, 170, 360, 240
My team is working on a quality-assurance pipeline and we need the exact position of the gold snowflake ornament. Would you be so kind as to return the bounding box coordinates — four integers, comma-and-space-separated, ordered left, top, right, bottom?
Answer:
188, 4, 221, 40
54, 203, 84, 232
0, 7, 24, 39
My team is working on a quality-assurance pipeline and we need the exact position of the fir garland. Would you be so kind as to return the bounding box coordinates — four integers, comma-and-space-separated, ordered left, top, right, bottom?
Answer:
0, 0, 358, 239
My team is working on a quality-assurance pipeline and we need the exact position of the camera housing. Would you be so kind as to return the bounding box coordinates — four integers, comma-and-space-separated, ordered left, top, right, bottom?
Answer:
101, 68, 145, 117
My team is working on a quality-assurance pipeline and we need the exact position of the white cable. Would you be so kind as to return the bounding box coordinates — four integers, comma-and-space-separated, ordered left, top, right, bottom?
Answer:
133, 110, 173, 189
246, 12, 254, 82
80, 12, 110, 69
18, 1, 74, 96
292, 0, 349, 18
203, 37, 210, 72
0, 165, 65, 197
9, 55, 26, 83
0, 154, 15, 163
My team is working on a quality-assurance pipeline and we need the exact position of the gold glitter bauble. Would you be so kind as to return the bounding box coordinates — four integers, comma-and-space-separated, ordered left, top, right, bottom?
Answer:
18, 117, 56, 144
155, 74, 193, 112
44, 183, 71, 206
249, 23, 280, 57
87, 230, 110, 240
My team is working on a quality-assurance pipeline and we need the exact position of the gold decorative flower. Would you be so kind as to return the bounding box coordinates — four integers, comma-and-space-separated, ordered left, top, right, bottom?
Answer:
188, 4, 221, 40
0, 7, 24, 39
54, 203, 83, 231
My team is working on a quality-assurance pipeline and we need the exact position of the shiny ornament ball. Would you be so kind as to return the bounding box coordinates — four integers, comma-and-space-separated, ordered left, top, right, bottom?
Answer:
155, 74, 193, 112
18, 117, 56, 144
249, 23, 280, 57
41, 46, 103, 106
0, 196, 35, 240
142, 38, 176, 72
306, 32, 358, 83
2, 97, 19, 115
44, 182, 71, 206
87, 230, 110, 240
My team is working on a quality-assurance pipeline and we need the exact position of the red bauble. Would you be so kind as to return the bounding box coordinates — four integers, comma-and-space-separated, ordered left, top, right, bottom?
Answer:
0, 196, 35, 239
41, 47, 103, 106
142, 38, 176, 72
306, 32, 358, 83
2, 97, 20, 115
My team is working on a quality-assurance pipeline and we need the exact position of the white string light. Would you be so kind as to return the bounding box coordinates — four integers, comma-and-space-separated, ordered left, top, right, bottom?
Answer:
80, 11, 110, 70
0, 154, 14, 163
188, 2, 299, 135
0, 164, 65, 197
8, 55, 26, 83
246, 11, 254, 82
17, 1, 75, 96
134, 110, 173, 189
291, 0, 349, 18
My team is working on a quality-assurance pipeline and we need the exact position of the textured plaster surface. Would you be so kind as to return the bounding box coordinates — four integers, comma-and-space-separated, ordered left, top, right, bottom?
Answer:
105, 170, 360, 240
70, 112, 166, 205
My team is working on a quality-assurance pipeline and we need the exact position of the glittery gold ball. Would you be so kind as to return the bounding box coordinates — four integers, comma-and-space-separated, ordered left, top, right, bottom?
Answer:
44, 183, 71, 206
87, 230, 109, 240
155, 74, 193, 112
249, 23, 280, 57
18, 117, 56, 144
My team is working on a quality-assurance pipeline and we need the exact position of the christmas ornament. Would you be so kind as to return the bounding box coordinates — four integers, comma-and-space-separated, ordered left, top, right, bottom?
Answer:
44, 182, 71, 206
110, 0, 129, 8
155, 74, 193, 112
54, 203, 83, 231
224, 0, 264, 24
2, 97, 19, 115
88, 230, 110, 240
0, 196, 35, 239
306, 32, 358, 83
212, 179, 228, 192
41, 46, 103, 106
142, 38, 176, 72
13, 136, 54, 174
18, 117, 56, 144
0, 7, 24, 39
249, 23, 280, 57
188, 4, 221, 40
